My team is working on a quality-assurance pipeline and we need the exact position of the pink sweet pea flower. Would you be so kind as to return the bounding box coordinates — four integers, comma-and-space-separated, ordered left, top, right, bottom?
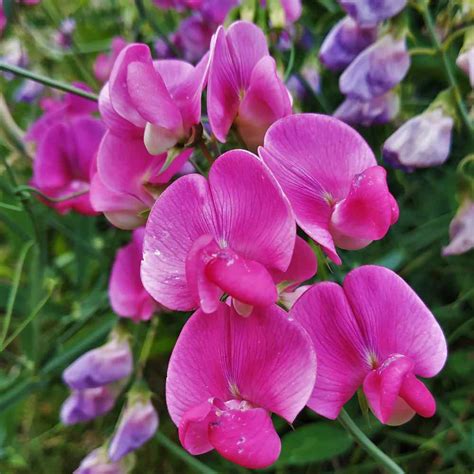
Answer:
91, 82, 193, 229
109, 228, 159, 321
456, 46, 474, 88
107, 43, 208, 155
31, 116, 105, 215
207, 21, 292, 151
0, 7, 5, 36
280, 0, 302, 24
291, 265, 447, 425
93, 37, 128, 83
259, 114, 399, 264
166, 302, 316, 469
141, 150, 295, 314
25, 83, 97, 144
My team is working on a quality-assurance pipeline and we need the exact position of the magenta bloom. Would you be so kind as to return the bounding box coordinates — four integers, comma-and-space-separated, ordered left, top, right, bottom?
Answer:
108, 397, 159, 461
291, 265, 447, 425
31, 116, 104, 215
166, 302, 316, 468
340, 34, 410, 101
94, 37, 128, 83
107, 43, 207, 155
260, 114, 399, 264
279, 0, 302, 24
141, 150, 295, 314
207, 21, 292, 151
91, 82, 193, 229
25, 84, 97, 144
339, 0, 407, 28
62, 334, 132, 390
334, 91, 400, 126
319, 16, 377, 71
109, 228, 158, 321
61, 386, 117, 425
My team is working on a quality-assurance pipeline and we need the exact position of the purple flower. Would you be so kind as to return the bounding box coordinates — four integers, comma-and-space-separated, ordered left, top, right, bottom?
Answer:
1, 39, 28, 79
340, 34, 410, 101
334, 91, 400, 126
442, 199, 474, 256
54, 18, 76, 49
339, 0, 407, 28
382, 108, 454, 171
14, 80, 44, 103
287, 66, 320, 103
74, 448, 126, 474
172, 14, 214, 63
62, 333, 132, 390
319, 16, 377, 71
60, 386, 116, 425
108, 397, 159, 462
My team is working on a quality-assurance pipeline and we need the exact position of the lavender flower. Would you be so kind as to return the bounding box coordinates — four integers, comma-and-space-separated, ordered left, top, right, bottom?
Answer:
334, 91, 400, 126
61, 386, 116, 425
383, 108, 454, 171
62, 333, 132, 390
108, 397, 159, 461
319, 16, 377, 71
74, 448, 127, 474
340, 34, 410, 101
442, 199, 474, 256
339, 0, 407, 28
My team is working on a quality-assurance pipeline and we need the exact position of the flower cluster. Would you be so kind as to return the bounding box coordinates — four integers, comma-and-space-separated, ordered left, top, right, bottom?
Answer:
17, 3, 466, 471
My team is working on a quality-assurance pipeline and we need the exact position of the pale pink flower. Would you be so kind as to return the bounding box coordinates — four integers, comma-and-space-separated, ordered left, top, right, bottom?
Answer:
93, 37, 128, 83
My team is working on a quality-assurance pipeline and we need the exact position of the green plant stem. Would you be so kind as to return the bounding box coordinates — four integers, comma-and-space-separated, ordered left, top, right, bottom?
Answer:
155, 432, 218, 474
0, 62, 98, 101
137, 316, 159, 375
338, 409, 405, 474
15, 185, 89, 203
421, 5, 473, 133
0, 94, 28, 156
198, 140, 215, 166
284, 44, 295, 82
0, 240, 34, 348
134, 0, 180, 56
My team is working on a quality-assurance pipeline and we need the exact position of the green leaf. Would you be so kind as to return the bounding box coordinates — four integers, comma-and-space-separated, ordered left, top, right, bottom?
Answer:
276, 422, 353, 466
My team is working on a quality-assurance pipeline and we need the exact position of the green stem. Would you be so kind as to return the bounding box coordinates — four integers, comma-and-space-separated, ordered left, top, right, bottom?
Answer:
338, 409, 405, 474
421, 5, 473, 133
0, 240, 34, 348
15, 185, 89, 203
154, 432, 218, 474
134, 0, 180, 56
137, 317, 159, 375
0, 62, 98, 102
198, 140, 215, 167
283, 44, 296, 82
0, 94, 28, 156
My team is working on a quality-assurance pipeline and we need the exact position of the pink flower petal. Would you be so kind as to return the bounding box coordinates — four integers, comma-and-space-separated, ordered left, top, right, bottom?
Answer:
207, 21, 269, 142
108, 44, 150, 127
109, 228, 158, 321
343, 266, 448, 377
166, 302, 316, 425
290, 281, 368, 419
127, 60, 182, 132
260, 114, 377, 263
208, 405, 281, 469
330, 166, 397, 249
205, 248, 278, 307
236, 56, 292, 151
271, 236, 317, 291
179, 401, 215, 455
142, 174, 216, 311
209, 150, 295, 273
